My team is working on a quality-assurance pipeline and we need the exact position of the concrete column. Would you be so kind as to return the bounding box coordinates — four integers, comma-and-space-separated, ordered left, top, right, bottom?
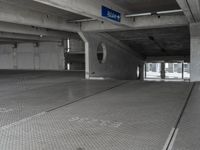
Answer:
34, 49, 40, 70
12, 44, 18, 70
144, 64, 147, 79
78, 32, 90, 79
182, 62, 184, 79
34, 43, 40, 70
161, 62, 165, 79
190, 23, 200, 82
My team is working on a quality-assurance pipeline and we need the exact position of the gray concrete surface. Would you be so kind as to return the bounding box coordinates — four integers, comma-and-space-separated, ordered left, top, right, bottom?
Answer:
0, 42, 65, 70
110, 0, 180, 14
108, 26, 190, 57
0, 73, 193, 150
0, 0, 200, 149
171, 82, 200, 150
177, 0, 200, 23
190, 23, 200, 82
0, 0, 193, 81
80, 32, 143, 80
0, 71, 124, 127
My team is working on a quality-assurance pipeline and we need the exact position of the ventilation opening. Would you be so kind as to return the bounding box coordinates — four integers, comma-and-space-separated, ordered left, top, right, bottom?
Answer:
137, 66, 140, 79
97, 43, 107, 64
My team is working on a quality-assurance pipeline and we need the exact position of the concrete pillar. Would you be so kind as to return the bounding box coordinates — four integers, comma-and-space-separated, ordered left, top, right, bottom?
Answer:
78, 32, 90, 79
182, 62, 184, 79
144, 64, 147, 79
139, 63, 144, 81
79, 32, 144, 80
161, 62, 165, 79
190, 23, 200, 82
34, 43, 40, 70
12, 44, 18, 69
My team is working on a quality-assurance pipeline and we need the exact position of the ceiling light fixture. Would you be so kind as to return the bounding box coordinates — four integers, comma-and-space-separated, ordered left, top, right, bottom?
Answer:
157, 9, 183, 15
125, 9, 183, 18
125, 12, 152, 18
67, 18, 97, 23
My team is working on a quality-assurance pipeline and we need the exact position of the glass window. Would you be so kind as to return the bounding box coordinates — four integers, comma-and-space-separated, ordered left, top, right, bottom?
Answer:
165, 63, 183, 79
183, 63, 190, 79
145, 63, 161, 79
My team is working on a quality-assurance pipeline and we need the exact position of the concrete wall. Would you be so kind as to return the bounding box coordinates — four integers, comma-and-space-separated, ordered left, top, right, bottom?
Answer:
0, 44, 14, 69
80, 32, 144, 80
0, 42, 65, 70
190, 23, 200, 82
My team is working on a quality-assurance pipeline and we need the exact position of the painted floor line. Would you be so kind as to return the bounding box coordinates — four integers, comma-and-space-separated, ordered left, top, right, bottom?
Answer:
163, 84, 194, 150
46, 81, 128, 113
0, 112, 46, 131
162, 128, 176, 150
168, 128, 179, 150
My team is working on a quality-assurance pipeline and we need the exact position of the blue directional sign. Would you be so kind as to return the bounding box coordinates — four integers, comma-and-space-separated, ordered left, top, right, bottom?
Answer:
101, 6, 121, 22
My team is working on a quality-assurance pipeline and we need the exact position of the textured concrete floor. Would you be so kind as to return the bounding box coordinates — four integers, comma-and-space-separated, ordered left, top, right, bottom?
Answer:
172, 83, 200, 150
0, 71, 194, 150
0, 71, 124, 127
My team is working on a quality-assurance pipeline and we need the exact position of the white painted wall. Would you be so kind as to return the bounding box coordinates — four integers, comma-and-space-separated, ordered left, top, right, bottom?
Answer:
0, 42, 65, 70
80, 32, 144, 80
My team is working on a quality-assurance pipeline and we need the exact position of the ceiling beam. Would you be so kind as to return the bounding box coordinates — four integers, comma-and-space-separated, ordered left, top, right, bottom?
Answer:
33, 0, 190, 32
176, 0, 200, 23
0, 1, 80, 32
0, 0, 190, 33
0, 22, 74, 38
33, 0, 137, 28
146, 55, 190, 62
0, 32, 62, 42
81, 14, 189, 32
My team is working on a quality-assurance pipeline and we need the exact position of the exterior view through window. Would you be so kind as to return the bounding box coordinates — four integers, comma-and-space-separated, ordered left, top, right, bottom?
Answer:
165, 63, 183, 79
145, 63, 161, 79
145, 62, 190, 80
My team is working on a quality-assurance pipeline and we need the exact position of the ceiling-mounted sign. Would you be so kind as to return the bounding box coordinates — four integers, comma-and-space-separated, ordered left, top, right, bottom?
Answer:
101, 6, 121, 22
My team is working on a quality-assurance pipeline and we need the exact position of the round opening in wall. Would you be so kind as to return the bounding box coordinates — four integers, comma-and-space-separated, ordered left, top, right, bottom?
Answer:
137, 65, 140, 79
97, 43, 107, 64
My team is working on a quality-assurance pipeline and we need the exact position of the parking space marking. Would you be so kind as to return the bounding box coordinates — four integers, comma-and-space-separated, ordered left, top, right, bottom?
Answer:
0, 112, 46, 131
68, 116, 123, 128
168, 128, 179, 150
162, 128, 175, 150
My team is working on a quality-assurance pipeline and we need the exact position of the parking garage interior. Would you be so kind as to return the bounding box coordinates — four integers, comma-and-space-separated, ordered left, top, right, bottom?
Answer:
0, 0, 200, 150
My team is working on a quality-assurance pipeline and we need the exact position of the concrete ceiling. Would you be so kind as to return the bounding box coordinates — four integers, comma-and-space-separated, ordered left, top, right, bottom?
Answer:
109, 0, 180, 14
107, 26, 190, 57
0, 0, 190, 59
0, 0, 89, 21
0, 0, 86, 44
